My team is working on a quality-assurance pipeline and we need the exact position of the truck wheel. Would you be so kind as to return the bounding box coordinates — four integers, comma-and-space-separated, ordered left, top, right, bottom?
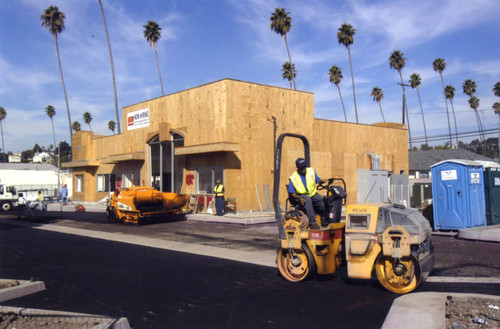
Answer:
277, 243, 316, 282
1, 201, 12, 212
375, 254, 421, 294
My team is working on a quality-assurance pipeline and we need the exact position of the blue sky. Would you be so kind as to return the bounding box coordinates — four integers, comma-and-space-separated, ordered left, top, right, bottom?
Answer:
1, 0, 499, 153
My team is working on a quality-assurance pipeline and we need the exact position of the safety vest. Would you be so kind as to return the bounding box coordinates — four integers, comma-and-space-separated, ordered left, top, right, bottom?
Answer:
214, 184, 224, 197
289, 168, 317, 197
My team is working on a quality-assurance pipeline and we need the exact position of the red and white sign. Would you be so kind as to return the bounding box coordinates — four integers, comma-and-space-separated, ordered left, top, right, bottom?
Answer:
127, 108, 149, 130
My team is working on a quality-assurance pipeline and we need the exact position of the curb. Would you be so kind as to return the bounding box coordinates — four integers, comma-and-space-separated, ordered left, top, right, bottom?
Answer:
0, 279, 46, 303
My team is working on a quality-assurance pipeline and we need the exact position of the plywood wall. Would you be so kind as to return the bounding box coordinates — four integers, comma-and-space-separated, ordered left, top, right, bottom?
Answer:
70, 79, 408, 208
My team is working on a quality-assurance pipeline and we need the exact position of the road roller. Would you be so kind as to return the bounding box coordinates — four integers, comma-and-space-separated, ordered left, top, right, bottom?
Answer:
273, 133, 434, 294
106, 186, 189, 224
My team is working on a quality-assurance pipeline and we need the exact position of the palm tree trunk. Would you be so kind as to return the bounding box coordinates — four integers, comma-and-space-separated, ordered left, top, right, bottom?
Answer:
336, 85, 347, 122
283, 35, 296, 90
347, 46, 358, 123
449, 99, 459, 146
399, 72, 412, 149
439, 74, 452, 147
378, 102, 386, 122
0, 121, 4, 156
473, 110, 486, 154
55, 36, 72, 141
154, 46, 165, 96
416, 88, 428, 145
99, 0, 121, 134
50, 118, 56, 151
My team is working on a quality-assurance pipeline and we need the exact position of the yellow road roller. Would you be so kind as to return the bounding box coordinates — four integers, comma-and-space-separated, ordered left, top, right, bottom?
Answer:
273, 133, 434, 294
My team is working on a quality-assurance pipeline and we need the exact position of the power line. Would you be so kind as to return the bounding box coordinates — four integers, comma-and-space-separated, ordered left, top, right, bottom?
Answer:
411, 128, 498, 144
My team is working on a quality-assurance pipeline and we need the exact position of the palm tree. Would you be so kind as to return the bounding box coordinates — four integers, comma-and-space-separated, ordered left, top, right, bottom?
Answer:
409, 73, 429, 145
270, 8, 296, 90
83, 112, 93, 132
494, 102, 500, 115
0, 106, 6, 157
108, 120, 116, 134
337, 23, 358, 123
432, 58, 453, 146
45, 105, 57, 151
370, 87, 386, 122
72, 121, 81, 132
462, 79, 484, 142
444, 85, 459, 146
98, 0, 121, 134
328, 65, 347, 122
143, 20, 165, 96
41, 6, 72, 140
389, 50, 412, 147
462, 79, 477, 97
281, 62, 296, 89
493, 81, 500, 97
468, 96, 485, 148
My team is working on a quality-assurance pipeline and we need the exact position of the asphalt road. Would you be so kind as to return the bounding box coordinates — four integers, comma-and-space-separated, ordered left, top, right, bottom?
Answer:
0, 212, 499, 329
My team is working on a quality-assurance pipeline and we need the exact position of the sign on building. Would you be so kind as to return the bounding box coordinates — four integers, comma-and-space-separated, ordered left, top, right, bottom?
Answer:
127, 108, 149, 130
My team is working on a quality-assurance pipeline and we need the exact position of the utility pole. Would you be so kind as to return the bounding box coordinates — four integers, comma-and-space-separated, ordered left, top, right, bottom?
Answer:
398, 82, 413, 149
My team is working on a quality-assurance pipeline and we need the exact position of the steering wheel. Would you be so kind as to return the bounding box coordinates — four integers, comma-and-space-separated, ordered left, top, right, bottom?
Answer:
317, 178, 334, 191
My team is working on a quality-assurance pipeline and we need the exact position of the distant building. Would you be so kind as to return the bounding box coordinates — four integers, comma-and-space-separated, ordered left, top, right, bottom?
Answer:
409, 148, 495, 179
8, 154, 21, 163
33, 152, 52, 163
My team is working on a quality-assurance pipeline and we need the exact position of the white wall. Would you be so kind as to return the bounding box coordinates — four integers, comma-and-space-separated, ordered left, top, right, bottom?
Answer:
0, 170, 58, 186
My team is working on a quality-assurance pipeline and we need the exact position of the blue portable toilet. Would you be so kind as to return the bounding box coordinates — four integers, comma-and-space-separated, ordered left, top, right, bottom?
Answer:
431, 159, 486, 230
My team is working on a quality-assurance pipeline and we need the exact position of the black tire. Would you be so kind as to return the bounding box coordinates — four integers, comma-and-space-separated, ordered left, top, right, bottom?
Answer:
106, 207, 118, 223
1, 201, 12, 212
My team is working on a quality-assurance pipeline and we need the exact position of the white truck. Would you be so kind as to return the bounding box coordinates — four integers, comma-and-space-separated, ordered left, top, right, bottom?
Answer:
0, 184, 18, 211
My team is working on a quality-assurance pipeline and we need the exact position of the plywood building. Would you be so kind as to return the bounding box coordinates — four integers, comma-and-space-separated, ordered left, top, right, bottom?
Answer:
64, 79, 408, 210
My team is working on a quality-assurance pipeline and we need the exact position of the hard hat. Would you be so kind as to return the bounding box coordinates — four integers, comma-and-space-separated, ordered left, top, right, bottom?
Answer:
295, 158, 307, 168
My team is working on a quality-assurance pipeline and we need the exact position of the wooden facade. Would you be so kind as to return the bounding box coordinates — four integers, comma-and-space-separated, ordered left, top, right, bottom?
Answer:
64, 79, 408, 210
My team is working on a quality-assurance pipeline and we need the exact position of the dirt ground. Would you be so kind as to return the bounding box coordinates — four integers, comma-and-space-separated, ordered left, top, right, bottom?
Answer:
0, 312, 107, 329
446, 295, 500, 329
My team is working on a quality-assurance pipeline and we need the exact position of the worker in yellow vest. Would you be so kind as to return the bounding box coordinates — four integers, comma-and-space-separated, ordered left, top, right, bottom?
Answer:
214, 179, 225, 216
288, 158, 327, 229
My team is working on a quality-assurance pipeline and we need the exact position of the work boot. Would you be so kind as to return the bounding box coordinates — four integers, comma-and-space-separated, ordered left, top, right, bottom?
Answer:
322, 221, 330, 228
309, 223, 320, 230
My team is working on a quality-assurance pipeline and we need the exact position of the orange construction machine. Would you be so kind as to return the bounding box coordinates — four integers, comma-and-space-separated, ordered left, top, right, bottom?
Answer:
106, 186, 190, 224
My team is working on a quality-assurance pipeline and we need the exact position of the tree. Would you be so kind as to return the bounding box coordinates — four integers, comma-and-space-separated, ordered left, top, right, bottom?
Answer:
389, 50, 412, 146
337, 23, 358, 123
98, 0, 121, 134
409, 73, 429, 145
444, 85, 459, 146
58, 140, 72, 162
462, 79, 485, 143
83, 112, 93, 132
493, 81, 500, 97
281, 62, 296, 89
143, 20, 165, 96
494, 102, 500, 115
328, 65, 347, 122
108, 120, 116, 134
33, 144, 42, 153
432, 58, 453, 146
370, 87, 386, 122
41, 6, 72, 140
462, 79, 477, 97
72, 121, 81, 132
0, 106, 6, 156
45, 105, 57, 155
270, 8, 296, 90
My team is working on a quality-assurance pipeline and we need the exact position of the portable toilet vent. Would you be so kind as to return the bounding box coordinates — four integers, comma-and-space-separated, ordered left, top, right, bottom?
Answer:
430, 159, 486, 230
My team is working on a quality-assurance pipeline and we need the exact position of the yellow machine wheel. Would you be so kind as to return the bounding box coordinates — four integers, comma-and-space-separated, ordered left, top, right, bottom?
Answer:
277, 244, 316, 282
375, 255, 421, 294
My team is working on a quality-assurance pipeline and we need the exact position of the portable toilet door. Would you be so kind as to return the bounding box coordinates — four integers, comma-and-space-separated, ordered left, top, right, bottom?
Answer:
476, 161, 500, 226
431, 160, 486, 230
